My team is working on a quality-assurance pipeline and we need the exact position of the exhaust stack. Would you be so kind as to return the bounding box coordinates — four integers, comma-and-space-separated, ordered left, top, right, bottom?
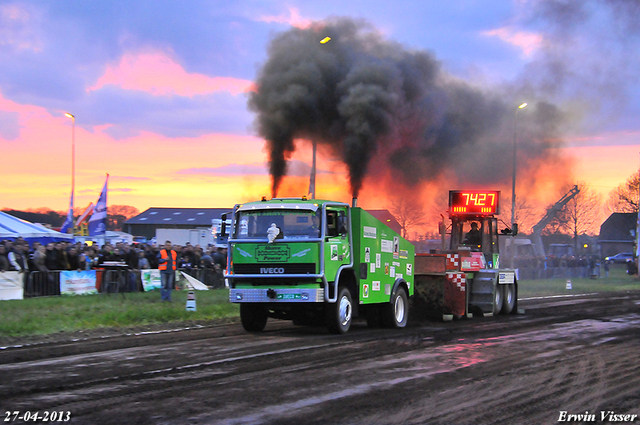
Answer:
352, 197, 358, 208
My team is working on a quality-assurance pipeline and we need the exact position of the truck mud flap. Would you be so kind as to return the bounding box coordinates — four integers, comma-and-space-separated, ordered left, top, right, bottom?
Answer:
469, 270, 497, 316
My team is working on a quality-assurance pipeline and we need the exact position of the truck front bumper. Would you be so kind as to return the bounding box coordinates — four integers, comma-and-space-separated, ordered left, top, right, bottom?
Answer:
230, 288, 325, 303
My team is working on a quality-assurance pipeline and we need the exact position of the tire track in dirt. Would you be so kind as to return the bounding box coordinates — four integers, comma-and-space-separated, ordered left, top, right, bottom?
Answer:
1, 292, 639, 425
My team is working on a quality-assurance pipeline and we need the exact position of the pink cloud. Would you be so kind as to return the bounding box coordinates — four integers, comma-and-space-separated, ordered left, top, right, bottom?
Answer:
0, 3, 43, 52
482, 27, 543, 57
257, 7, 312, 29
88, 51, 255, 96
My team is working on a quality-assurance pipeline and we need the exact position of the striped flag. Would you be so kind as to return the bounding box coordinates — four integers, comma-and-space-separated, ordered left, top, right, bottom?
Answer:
75, 202, 94, 226
89, 175, 109, 237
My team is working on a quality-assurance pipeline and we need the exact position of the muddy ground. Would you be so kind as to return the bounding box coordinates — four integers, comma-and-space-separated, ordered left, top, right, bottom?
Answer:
1, 291, 639, 425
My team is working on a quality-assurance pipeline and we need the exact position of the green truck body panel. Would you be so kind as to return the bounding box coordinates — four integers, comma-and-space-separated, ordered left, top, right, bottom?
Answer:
226, 198, 414, 306
232, 242, 320, 269
351, 207, 415, 303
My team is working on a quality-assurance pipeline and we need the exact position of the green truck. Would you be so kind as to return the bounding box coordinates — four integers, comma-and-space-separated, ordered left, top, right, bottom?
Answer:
225, 197, 415, 333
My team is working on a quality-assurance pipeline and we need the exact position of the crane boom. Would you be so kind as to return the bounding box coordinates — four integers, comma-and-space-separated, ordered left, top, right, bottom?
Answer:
531, 185, 580, 257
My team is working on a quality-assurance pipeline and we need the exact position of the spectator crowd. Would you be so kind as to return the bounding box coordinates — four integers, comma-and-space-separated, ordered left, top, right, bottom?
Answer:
510, 254, 605, 279
0, 238, 228, 296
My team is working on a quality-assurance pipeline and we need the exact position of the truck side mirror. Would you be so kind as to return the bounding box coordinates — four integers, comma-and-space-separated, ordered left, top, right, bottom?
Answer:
338, 215, 348, 235
221, 214, 227, 236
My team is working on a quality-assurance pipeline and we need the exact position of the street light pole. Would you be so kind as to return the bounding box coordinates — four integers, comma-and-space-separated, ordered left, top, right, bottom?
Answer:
310, 140, 316, 199
511, 102, 527, 230
64, 112, 75, 235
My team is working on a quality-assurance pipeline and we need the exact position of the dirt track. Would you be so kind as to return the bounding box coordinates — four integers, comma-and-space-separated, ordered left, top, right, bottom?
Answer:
1, 291, 639, 425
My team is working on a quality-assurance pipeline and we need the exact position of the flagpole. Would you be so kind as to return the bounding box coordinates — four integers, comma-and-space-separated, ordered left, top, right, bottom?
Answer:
65, 112, 76, 235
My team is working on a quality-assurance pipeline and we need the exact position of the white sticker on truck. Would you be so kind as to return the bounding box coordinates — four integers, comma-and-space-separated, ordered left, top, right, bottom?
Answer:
381, 239, 393, 253
499, 272, 515, 284
363, 226, 377, 239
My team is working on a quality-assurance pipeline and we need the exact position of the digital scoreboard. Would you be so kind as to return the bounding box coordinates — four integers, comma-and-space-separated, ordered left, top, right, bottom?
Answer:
449, 190, 500, 215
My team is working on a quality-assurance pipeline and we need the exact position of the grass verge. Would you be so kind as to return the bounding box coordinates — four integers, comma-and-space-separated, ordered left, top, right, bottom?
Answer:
0, 289, 238, 339
518, 264, 640, 298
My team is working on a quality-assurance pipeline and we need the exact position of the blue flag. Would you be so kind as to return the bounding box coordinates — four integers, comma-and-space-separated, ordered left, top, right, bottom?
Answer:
60, 190, 74, 233
89, 175, 109, 237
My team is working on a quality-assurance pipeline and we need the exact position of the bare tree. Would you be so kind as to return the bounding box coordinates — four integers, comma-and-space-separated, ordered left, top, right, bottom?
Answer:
107, 205, 140, 231
500, 195, 538, 234
606, 171, 639, 213
389, 198, 426, 239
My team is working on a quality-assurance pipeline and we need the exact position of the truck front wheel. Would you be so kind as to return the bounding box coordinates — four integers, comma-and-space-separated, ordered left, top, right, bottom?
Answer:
327, 287, 353, 334
383, 286, 409, 328
240, 304, 268, 332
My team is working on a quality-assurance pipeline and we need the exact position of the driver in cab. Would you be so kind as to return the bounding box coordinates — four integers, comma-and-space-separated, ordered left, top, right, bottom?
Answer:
464, 222, 482, 247
307, 214, 321, 237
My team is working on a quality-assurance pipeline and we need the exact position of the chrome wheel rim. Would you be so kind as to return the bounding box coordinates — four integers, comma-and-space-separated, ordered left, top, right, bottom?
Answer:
394, 294, 405, 323
339, 295, 352, 327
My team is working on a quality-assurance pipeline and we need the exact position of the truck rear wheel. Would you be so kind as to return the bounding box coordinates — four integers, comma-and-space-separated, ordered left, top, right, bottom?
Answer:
383, 286, 409, 328
492, 285, 503, 316
327, 287, 353, 334
501, 284, 516, 315
240, 304, 268, 332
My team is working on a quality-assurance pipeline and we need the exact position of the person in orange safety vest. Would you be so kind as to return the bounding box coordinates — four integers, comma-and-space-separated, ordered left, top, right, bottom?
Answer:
158, 240, 177, 302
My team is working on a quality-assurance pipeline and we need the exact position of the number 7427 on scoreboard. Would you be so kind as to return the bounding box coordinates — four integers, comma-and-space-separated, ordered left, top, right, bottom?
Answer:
449, 190, 500, 215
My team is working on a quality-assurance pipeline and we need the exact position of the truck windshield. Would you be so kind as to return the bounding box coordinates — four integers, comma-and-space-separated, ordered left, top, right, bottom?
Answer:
234, 209, 321, 240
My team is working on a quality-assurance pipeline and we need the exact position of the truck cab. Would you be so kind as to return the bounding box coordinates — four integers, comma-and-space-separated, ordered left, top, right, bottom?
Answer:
226, 197, 414, 334
450, 215, 500, 268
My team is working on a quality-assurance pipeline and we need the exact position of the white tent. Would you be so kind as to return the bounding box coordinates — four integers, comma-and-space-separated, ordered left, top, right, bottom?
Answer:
0, 211, 73, 245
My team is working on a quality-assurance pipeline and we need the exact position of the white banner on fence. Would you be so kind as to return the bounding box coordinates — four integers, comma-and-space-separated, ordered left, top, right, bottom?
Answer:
141, 269, 161, 292
0, 271, 24, 300
180, 271, 209, 290
60, 270, 98, 295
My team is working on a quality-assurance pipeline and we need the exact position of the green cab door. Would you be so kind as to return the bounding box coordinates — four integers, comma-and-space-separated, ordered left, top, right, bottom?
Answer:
323, 206, 351, 281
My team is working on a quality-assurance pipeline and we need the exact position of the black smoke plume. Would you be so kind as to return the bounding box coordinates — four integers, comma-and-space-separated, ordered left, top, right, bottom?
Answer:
249, 17, 565, 198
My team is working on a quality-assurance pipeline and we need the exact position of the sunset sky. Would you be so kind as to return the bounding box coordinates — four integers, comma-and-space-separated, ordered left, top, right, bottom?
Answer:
2, 0, 639, 221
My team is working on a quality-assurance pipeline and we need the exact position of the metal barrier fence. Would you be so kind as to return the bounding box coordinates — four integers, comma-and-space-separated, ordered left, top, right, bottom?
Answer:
516, 266, 599, 280
26, 271, 61, 297
100, 269, 139, 294
23, 267, 225, 298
